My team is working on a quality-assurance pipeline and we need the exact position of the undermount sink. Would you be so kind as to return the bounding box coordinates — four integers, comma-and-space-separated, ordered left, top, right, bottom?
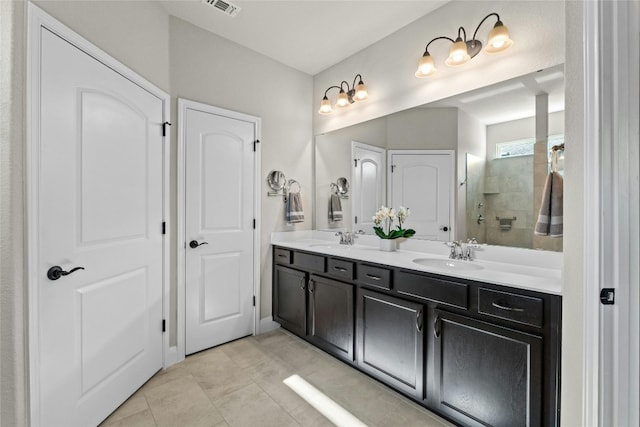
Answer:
412, 258, 484, 271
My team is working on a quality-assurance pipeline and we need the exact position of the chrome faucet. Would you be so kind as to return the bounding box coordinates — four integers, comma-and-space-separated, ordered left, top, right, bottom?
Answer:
445, 241, 462, 259
336, 231, 363, 245
465, 238, 481, 261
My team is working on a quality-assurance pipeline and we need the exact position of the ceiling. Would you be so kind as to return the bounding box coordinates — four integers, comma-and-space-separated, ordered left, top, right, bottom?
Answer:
161, 0, 449, 75
428, 65, 565, 125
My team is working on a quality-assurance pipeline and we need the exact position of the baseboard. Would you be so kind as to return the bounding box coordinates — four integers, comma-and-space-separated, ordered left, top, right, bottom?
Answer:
258, 317, 281, 335
163, 345, 183, 368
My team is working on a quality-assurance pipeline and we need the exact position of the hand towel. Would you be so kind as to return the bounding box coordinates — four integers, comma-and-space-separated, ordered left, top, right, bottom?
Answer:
329, 194, 343, 222
286, 191, 304, 223
534, 171, 563, 237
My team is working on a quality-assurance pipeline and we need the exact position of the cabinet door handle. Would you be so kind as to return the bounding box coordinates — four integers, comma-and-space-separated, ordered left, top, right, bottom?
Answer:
333, 266, 347, 272
492, 301, 525, 312
433, 316, 441, 338
309, 279, 315, 294
299, 277, 306, 291
416, 309, 423, 333
365, 274, 381, 281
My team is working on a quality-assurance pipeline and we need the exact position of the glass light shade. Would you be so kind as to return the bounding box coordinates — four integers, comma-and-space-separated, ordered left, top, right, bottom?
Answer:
415, 53, 436, 78
318, 97, 332, 114
485, 22, 513, 54
445, 39, 471, 66
335, 91, 350, 108
353, 82, 368, 102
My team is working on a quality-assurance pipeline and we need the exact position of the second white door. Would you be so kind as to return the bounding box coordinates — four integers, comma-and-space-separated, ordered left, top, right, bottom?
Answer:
183, 101, 257, 355
388, 151, 454, 241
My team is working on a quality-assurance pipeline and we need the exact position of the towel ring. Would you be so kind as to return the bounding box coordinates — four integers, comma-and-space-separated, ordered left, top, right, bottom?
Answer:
287, 179, 301, 193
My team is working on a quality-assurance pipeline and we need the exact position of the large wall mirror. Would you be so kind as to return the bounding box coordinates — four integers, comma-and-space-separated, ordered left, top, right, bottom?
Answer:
314, 65, 564, 252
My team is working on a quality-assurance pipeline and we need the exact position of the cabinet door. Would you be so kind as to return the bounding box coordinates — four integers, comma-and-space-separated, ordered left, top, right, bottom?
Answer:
308, 275, 354, 362
433, 309, 542, 427
273, 266, 307, 337
356, 288, 424, 399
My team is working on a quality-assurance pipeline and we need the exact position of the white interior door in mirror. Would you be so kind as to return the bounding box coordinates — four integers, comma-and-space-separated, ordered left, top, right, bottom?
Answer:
352, 142, 386, 233
388, 150, 455, 241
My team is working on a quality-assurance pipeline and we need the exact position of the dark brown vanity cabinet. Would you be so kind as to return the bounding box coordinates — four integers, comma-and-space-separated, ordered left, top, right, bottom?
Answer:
272, 246, 561, 427
307, 275, 355, 362
433, 309, 543, 427
356, 288, 425, 399
273, 249, 355, 362
273, 265, 307, 337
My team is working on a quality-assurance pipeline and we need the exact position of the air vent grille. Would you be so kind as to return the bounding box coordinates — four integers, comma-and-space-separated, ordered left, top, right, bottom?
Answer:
202, 0, 241, 17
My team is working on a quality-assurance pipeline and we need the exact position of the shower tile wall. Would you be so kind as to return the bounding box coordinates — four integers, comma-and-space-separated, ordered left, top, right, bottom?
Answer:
483, 155, 534, 248
465, 154, 486, 243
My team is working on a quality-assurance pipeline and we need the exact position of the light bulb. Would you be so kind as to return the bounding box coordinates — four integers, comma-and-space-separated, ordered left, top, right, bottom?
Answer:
335, 91, 350, 108
445, 38, 471, 66
485, 21, 513, 54
415, 52, 436, 78
318, 97, 332, 114
354, 82, 368, 101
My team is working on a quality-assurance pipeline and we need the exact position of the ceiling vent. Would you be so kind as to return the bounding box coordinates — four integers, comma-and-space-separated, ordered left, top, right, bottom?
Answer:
202, 0, 241, 17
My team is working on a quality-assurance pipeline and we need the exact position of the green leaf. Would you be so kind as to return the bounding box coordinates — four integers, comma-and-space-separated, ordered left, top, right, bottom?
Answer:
373, 227, 388, 239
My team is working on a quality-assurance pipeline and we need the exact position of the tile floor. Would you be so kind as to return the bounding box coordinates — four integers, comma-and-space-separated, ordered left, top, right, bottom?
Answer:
100, 329, 455, 427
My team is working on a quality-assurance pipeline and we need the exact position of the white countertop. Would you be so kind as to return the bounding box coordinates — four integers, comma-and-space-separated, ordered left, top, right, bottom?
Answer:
271, 231, 563, 296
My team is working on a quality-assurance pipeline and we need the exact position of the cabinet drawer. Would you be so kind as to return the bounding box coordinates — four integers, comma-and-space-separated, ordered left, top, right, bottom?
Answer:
357, 264, 392, 290
396, 271, 468, 309
478, 288, 544, 328
274, 248, 292, 265
327, 258, 355, 281
293, 252, 326, 273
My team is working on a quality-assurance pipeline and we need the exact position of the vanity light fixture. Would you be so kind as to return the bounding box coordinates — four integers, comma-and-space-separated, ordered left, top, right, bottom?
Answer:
415, 13, 513, 78
318, 74, 368, 115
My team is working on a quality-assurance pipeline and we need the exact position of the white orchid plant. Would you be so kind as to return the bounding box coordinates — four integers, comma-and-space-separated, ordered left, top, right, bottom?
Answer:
372, 206, 416, 240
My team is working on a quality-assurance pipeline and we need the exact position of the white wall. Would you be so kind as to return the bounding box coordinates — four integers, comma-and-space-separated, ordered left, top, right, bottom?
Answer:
169, 16, 313, 323
0, 1, 27, 425
313, 1, 565, 135
562, 1, 585, 424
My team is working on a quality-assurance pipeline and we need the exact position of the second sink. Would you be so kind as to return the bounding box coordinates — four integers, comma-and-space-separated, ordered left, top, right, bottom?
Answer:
412, 258, 484, 271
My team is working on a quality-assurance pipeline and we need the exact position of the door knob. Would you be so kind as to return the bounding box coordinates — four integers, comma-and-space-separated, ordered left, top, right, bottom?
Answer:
189, 240, 209, 249
47, 265, 85, 281
439, 226, 449, 232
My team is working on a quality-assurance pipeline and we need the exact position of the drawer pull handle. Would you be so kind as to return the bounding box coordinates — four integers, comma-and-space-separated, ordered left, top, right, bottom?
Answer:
492, 301, 525, 312
278, 254, 288, 258
333, 266, 347, 272
366, 274, 381, 281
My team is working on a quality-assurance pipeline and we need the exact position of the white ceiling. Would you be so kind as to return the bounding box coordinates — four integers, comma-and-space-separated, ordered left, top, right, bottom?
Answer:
427, 65, 565, 125
161, 0, 449, 75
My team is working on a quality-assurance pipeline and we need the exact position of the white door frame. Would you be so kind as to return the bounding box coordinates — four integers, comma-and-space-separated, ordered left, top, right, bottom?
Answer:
176, 98, 261, 362
351, 141, 386, 232
386, 149, 456, 239
583, 1, 640, 425
26, 4, 171, 424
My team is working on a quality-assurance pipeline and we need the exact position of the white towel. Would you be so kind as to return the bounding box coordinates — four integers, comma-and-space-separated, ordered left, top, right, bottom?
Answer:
534, 171, 563, 237
286, 191, 304, 223
329, 194, 343, 222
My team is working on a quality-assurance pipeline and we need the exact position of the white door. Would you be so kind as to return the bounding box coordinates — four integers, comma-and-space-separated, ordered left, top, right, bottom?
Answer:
183, 102, 256, 355
388, 151, 454, 241
36, 28, 164, 426
352, 142, 386, 233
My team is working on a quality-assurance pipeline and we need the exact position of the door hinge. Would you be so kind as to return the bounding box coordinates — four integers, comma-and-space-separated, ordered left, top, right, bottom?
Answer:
162, 319, 166, 333
391, 164, 396, 173
355, 216, 358, 224
253, 139, 261, 152
162, 121, 172, 137
253, 296, 256, 306
162, 221, 166, 235
354, 159, 358, 168
253, 219, 256, 229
